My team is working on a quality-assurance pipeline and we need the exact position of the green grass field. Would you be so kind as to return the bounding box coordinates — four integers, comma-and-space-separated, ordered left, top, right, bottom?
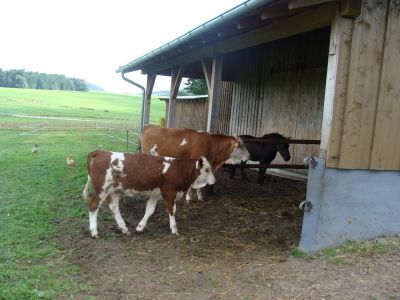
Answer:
0, 88, 165, 299
0, 87, 166, 124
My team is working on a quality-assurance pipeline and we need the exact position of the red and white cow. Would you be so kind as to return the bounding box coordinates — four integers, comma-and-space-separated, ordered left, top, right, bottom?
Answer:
82, 150, 215, 238
141, 125, 250, 201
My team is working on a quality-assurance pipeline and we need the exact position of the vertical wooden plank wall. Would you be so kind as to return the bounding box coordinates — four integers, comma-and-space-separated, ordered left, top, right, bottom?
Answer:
370, 0, 400, 170
327, 0, 400, 170
218, 81, 234, 134
228, 28, 330, 166
335, 0, 388, 169
173, 100, 207, 131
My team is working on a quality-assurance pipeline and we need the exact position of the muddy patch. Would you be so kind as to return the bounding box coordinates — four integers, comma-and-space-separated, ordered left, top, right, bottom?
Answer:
59, 170, 400, 299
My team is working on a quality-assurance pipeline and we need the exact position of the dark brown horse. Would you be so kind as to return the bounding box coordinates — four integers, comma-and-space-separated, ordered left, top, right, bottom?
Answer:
229, 133, 291, 184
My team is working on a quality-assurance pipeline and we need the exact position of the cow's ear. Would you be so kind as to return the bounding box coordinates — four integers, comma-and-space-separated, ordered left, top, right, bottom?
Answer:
196, 157, 204, 169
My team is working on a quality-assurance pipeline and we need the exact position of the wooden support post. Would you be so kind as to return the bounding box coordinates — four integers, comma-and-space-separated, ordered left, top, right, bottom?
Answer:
144, 73, 156, 125
206, 53, 223, 133
167, 65, 185, 128
320, 5, 353, 161
201, 58, 212, 93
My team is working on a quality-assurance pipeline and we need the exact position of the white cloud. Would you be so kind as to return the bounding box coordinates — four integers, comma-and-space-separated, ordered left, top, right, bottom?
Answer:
0, 0, 244, 93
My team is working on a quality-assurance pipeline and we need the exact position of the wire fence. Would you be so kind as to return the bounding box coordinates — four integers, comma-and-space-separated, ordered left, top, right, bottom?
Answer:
14, 119, 140, 152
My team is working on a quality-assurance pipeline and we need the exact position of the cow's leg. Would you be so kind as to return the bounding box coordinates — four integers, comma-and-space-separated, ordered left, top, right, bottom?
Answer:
185, 186, 193, 203
196, 188, 204, 201
108, 193, 130, 235
168, 202, 178, 235
136, 195, 158, 232
88, 194, 102, 238
163, 192, 179, 235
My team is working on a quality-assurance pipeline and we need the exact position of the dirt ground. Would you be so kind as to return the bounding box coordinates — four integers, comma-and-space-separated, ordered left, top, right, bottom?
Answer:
60, 170, 400, 299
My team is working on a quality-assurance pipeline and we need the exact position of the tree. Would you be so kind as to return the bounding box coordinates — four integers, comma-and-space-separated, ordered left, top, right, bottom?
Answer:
0, 68, 4, 86
183, 79, 208, 95
14, 75, 28, 88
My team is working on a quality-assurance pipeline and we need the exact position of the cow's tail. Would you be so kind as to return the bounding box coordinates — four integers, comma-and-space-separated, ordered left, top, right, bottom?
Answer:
82, 150, 102, 201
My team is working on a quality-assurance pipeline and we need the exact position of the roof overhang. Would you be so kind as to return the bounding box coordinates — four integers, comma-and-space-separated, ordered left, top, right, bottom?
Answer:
117, 0, 361, 79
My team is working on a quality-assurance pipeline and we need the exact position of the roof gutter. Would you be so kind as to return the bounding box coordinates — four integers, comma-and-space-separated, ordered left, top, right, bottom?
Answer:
116, 0, 275, 73
121, 72, 145, 150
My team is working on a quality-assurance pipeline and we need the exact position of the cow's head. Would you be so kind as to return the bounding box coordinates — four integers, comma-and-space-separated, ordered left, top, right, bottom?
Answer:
191, 156, 216, 189
224, 136, 250, 165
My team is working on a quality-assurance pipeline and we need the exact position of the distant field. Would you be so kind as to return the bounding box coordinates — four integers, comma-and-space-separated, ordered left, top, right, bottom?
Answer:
0, 87, 168, 297
0, 87, 166, 125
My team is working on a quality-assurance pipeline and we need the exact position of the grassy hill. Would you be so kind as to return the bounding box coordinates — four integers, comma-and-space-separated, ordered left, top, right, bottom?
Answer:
0, 87, 165, 124
0, 88, 169, 298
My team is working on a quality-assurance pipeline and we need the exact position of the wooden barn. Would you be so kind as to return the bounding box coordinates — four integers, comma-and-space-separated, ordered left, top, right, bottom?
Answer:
117, 0, 400, 251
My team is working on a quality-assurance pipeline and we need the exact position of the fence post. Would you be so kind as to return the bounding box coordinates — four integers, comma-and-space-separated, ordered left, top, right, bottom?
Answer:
126, 130, 129, 152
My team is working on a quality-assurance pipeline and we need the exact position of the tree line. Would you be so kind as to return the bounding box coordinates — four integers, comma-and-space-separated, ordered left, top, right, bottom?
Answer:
0, 68, 88, 91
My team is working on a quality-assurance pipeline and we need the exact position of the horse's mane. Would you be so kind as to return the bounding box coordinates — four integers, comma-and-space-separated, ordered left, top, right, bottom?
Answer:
261, 133, 289, 139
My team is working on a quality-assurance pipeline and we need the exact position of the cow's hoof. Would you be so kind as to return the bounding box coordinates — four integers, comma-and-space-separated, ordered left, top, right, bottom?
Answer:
173, 231, 180, 236
91, 234, 99, 239
136, 225, 144, 232
123, 229, 131, 235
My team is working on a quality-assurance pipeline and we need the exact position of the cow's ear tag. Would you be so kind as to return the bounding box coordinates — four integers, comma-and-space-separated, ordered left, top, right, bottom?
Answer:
196, 158, 204, 169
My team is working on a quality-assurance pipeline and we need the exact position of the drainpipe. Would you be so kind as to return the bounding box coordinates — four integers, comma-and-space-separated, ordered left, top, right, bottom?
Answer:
121, 72, 145, 151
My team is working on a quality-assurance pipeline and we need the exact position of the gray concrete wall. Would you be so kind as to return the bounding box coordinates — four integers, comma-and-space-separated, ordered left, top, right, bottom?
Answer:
300, 158, 400, 252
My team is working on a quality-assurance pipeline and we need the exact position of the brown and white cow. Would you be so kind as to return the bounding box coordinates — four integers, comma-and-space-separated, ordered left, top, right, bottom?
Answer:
141, 125, 250, 201
82, 150, 215, 238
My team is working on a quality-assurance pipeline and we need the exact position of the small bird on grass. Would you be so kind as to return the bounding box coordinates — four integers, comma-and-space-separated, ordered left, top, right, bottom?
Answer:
66, 157, 77, 167
32, 144, 39, 154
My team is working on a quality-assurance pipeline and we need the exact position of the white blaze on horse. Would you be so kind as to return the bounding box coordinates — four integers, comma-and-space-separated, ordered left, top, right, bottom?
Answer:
82, 150, 215, 238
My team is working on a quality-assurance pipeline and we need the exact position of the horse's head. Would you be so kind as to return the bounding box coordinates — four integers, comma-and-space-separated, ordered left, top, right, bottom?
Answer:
263, 133, 291, 161
278, 139, 291, 161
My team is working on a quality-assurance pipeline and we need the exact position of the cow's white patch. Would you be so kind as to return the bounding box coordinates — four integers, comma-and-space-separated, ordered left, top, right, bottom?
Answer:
169, 213, 178, 235
82, 175, 91, 200
162, 162, 171, 174
89, 209, 99, 237
164, 156, 175, 162
179, 138, 188, 146
150, 144, 158, 156
111, 152, 125, 174
99, 166, 114, 200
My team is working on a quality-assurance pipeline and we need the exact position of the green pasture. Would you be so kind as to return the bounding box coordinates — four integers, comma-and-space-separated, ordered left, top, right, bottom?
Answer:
0, 87, 165, 124
0, 87, 161, 299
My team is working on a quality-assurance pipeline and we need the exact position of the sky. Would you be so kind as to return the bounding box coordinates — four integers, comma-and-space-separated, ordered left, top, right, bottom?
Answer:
0, 0, 244, 94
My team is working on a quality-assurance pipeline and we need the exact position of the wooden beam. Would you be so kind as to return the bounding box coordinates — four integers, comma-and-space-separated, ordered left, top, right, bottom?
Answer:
201, 58, 212, 92
339, 0, 362, 17
143, 73, 156, 125
206, 53, 223, 133
260, 4, 295, 20
167, 65, 185, 128
288, 0, 337, 10
216, 4, 336, 53
321, 6, 353, 164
